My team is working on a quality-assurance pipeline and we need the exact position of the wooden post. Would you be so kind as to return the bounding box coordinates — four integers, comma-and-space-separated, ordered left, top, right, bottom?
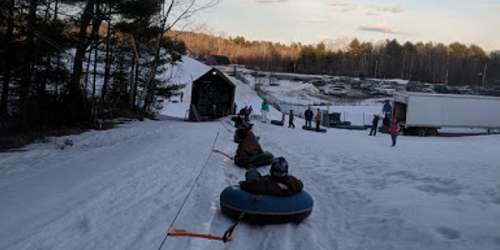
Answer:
190, 104, 201, 122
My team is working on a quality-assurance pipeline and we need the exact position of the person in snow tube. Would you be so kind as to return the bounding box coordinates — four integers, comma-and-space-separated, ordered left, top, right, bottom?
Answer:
240, 157, 303, 196
234, 125, 246, 143
234, 122, 273, 167
233, 115, 244, 128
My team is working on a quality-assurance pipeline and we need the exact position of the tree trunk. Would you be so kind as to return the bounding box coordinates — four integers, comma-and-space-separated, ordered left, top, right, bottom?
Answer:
101, 6, 112, 102
84, 47, 92, 90
92, 44, 98, 99
19, 0, 38, 126
142, 16, 169, 112
68, 0, 96, 124
128, 35, 139, 109
0, 0, 15, 116
129, 54, 137, 109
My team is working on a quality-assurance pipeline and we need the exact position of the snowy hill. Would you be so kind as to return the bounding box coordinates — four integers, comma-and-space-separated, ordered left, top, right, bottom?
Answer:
1, 60, 500, 250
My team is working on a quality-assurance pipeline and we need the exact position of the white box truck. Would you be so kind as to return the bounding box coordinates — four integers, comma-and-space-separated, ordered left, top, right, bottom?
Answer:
392, 92, 500, 136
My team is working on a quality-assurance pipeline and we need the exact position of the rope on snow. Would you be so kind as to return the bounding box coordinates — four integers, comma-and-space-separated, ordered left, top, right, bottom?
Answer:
157, 130, 221, 250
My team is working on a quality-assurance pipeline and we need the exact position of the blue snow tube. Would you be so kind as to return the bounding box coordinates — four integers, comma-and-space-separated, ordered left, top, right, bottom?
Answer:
220, 185, 313, 224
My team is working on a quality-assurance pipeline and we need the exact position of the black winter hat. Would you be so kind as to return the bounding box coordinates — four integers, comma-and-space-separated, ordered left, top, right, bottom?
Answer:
270, 157, 288, 178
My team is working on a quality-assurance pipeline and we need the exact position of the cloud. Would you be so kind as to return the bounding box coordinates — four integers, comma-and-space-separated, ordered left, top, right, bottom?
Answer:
328, 0, 350, 7
328, 0, 358, 12
358, 23, 401, 35
369, 5, 404, 14
301, 16, 330, 23
254, 0, 287, 3
328, 0, 404, 15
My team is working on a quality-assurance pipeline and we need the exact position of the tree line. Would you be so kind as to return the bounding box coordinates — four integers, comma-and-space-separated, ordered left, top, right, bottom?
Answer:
177, 31, 500, 86
0, 0, 215, 132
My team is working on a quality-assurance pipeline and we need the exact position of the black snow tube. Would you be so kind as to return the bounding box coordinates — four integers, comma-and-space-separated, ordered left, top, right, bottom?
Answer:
302, 125, 327, 133
220, 186, 314, 224
234, 151, 274, 168
270, 120, 284, 126
332, 125, 367, 130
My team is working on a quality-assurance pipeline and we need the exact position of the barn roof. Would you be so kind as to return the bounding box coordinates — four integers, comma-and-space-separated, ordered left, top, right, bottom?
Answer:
193, 68, 236, 87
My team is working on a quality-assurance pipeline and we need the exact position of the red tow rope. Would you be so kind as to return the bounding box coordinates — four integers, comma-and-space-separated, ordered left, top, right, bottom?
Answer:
167, 227, 232, 242
212, 149, 234, 160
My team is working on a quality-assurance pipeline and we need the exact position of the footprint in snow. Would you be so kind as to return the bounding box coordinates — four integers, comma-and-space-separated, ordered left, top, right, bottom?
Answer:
435, 226, 461, 240
436, 227, 461, 240
492, 196, 500, 205
416, 183, 463, 196
77, 215, 92, 233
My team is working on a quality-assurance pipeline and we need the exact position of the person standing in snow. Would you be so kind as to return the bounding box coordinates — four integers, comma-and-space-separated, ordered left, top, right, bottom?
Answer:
180, 92, 184, 102
369, 114, 380, 136
315, 109, 322, 131
239, 157, 303, 196
383, 100, 392, 117
261, 101, 270, 123
288, 110, 295, 128
304, 107, 313, 128
389, 119, 400, 147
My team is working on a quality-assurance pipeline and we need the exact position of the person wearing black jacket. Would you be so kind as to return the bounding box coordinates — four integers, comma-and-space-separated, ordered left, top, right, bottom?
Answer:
304, 107, 313, 128
239, 157, 303, 196
369, 114, 380, 136
288, 110, 295, 128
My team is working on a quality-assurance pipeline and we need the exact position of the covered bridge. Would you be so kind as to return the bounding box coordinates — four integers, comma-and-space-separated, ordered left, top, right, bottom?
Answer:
189, 68, 236, 121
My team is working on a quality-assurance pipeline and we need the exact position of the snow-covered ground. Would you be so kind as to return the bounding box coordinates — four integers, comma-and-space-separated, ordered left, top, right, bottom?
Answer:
1, 58, 500, 250
1, 116, 499, 250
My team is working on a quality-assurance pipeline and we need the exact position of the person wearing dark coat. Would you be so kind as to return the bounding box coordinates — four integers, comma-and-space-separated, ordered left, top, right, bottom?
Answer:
304, 107, 313, 128
369, 115, 380, 136
383, 113, 390, 128
235, 123, 262, 157
288, 110, 295, 128
315, 109, 322, 131
234, 115, 244, 128
234, 122, 273, 167
240, 157, 303, 196
238, 106, 248, 116
389, 119, 400, 147
245, 106, 253, 121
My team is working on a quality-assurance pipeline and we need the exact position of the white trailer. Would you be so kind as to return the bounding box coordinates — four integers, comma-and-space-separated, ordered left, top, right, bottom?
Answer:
392, 92, 500, 136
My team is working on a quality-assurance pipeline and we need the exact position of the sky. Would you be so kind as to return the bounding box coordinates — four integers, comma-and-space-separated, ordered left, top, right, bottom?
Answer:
191, 0, 500, 51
